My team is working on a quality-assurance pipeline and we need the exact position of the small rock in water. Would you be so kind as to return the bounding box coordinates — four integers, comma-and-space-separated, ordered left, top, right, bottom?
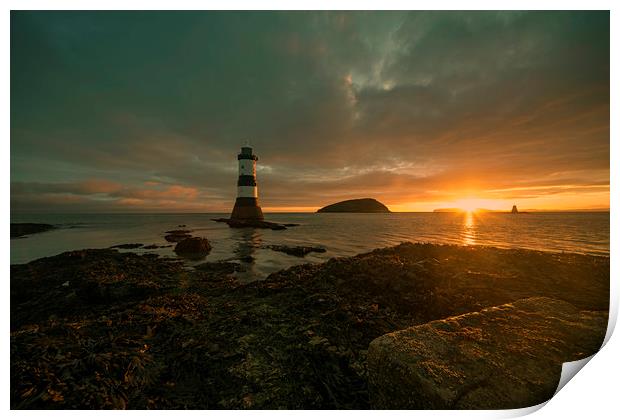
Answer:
110, 243, 144, 249
174, 237, 212, 259
165, 229, 192, 235
164, 229, 193, 242
266, 245, 327, 257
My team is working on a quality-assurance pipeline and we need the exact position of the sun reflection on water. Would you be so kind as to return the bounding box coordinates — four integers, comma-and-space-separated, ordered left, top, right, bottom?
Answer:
463, 211, 476, 246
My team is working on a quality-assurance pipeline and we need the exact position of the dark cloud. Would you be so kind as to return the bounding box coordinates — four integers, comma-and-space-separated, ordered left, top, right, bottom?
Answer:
11, 11, 609, 212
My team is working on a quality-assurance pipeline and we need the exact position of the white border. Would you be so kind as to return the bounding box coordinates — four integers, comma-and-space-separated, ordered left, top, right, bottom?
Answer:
2, 0, 618, 10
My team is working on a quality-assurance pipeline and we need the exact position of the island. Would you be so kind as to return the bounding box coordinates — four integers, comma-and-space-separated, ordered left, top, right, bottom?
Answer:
317, 198, 391, 213
10, 223, 55, 238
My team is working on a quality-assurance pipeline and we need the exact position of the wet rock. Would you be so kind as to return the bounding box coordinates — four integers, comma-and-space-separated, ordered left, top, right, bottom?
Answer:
194, 261, 246, 284
164, 229, 193, 242
265, 245, 327, 257
165, 234, 191, 242
195, 261, 244, 275
212, 218, 287, 230
174, 237, 212, 259
110, 243, 143, 249
367, 297, 608, 409
10, 249, 183, 328
11, 223, 55, 238
142, 244, 172, 249
166, 229, 192, 235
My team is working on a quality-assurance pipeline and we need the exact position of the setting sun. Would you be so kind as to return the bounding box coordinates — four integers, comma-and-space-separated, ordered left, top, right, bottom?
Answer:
451, 198, 509, 213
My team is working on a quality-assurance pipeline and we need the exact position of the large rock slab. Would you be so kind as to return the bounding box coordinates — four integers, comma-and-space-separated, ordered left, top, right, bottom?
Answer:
368, 297, 607, 409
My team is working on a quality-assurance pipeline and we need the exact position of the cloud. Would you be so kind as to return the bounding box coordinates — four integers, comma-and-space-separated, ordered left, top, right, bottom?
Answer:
10, 11, 609, 212
11, 179, 214, 213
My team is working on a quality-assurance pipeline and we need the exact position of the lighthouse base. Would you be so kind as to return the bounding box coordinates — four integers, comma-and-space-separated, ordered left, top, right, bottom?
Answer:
230, 197, 264, 221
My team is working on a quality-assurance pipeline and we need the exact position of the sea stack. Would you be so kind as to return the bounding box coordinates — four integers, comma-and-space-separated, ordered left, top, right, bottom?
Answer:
230, 145, 264, 221
511, 205, 519, 214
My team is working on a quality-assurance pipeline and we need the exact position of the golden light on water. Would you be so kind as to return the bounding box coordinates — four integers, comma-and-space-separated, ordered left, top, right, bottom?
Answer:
462, 210, 476, 246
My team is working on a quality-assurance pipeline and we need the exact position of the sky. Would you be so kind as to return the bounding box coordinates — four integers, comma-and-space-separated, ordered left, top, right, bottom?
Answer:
11, 11, 609, 213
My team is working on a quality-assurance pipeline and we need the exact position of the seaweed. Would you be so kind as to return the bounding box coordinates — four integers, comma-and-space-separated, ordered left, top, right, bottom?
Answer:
10, 243, 609, 409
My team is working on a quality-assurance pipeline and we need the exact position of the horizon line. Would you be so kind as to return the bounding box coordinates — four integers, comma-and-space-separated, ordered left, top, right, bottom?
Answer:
10, 208, 611, 216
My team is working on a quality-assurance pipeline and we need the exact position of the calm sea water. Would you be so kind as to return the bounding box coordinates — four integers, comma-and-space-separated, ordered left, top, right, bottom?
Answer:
10, 212, 609, 281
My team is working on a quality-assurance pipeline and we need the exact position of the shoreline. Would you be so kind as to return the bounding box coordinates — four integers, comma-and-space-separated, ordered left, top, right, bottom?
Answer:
11, 242, 609, 409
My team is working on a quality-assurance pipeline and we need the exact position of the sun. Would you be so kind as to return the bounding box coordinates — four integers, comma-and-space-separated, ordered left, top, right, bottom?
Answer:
453, 198, 495, 213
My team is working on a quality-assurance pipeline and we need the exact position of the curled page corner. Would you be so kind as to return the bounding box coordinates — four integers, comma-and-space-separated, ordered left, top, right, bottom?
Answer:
499, 401, 549, 418
602, 293, 617, 348
554, 355, 595, 396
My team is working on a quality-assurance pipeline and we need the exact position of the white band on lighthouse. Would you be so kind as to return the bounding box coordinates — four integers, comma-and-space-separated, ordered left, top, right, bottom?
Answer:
238, 160, 256, 176
237, 186, 258, 198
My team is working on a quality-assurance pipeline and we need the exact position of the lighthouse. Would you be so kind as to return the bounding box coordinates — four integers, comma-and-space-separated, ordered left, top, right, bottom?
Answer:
230, 146, 264, 221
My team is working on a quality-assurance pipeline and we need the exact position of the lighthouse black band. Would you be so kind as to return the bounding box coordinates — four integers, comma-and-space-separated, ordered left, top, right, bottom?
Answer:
237, 153, 258, 161
237, 175, 257, 186
234, 197, 259, 206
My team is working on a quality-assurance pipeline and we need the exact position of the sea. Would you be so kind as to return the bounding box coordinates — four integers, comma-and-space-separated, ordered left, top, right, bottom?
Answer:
10, 212, 610, 281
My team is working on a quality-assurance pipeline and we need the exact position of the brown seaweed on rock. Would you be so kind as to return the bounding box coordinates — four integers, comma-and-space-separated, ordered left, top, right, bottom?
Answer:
10, 249, 184, 329
10, 243, 609, 409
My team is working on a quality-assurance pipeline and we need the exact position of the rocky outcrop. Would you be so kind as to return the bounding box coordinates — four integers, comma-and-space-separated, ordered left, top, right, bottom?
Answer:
11, 223, 55, 238
317, 198, 390, 213
142, 244, 172, 249
212, 218, 288, 230
367, 297, 607, 409
265, 244, 327, 257
164, 229, 193, 242
10, 243, 610, 409
10, 249, 183, 328
110, 243, 143, 249
174, 237, 212, 259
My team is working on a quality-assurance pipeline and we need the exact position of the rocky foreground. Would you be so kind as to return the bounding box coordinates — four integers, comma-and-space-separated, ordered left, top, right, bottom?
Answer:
10, 243, 609, 409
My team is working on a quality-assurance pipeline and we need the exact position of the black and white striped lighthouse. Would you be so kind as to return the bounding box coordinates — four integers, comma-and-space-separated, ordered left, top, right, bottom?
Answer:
230, 145, 264, 221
